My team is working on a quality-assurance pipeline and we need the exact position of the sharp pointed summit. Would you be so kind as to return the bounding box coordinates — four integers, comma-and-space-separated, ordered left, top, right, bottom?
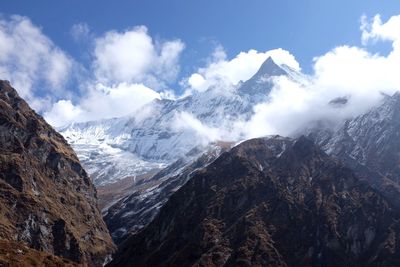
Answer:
255, 56, 288, 77
237, 57, 289, 98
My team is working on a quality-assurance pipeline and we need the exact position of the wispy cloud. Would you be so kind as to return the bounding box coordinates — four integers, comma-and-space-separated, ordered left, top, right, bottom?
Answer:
44, 82, 161, 125
70, 22, 91, 42
0, 15, 75, 112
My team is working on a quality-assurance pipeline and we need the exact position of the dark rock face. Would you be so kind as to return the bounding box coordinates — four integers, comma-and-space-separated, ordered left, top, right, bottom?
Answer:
0, 80, 115, 266
109, 136, 400, 267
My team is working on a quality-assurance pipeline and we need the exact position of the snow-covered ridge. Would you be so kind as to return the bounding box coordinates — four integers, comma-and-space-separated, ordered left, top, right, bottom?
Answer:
60, 57, 307, 186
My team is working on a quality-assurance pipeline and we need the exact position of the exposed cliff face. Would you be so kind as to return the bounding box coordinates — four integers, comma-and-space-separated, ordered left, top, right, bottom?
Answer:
109, 136, 400, 267
0, 80, 115, 266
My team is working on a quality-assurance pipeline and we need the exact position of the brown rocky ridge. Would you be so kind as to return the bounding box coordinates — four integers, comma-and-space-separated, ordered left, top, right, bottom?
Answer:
0, 80, 115, 266
109, 136, 400, 267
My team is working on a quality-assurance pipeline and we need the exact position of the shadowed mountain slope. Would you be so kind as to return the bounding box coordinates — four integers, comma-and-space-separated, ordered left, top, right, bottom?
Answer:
0, 80, 115, 266
109, 136, 400, 267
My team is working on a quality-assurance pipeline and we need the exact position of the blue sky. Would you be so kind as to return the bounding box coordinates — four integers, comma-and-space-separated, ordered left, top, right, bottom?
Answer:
1, 1, 400, 126
2, 0, 399, 73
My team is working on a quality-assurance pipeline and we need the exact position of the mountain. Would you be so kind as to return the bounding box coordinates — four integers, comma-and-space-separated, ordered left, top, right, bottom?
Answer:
0, 80, 115, 266
310, 92, 400, 182
60, 57, 308, 246
60, 57, 307, 244
306, 92, 400, 208
59, 57, 307, 188
109, 136, 400, 266
104, 142, 233, 244
0, 239, 79, 267
238, 57, 308, 99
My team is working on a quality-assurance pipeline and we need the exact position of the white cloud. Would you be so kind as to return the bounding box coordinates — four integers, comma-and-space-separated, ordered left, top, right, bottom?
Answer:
5, 12, 400, 137
44, 100, 83, 127
241, 14, 400, 139
187, 73, 206, 90
184, 47, 300, 92
0, 16, 185, 126
44, 25, 185, 126
93, 26, 184, 88
361, 14, 400, 45
172, 13, 400, 142
70, 22, 90, 42
172, 112, 222, 144
0, 15, 74, 111
45, 82, 161, 126
0, 16, 185, 127
243, 77, 311, 138
155, 40, 186, 82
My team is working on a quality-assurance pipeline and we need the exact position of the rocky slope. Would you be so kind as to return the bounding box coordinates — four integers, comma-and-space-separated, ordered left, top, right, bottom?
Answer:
104, 142, 233, 244
0, 80, 115, 266
109, 136, 400, 267
0, 239, 79, 267
308, 92, 400, 207
310, 92, 400, 182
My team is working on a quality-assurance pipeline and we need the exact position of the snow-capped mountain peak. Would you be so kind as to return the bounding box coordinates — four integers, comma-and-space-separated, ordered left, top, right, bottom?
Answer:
60, 57, 306, 186
255, 56, 289, 77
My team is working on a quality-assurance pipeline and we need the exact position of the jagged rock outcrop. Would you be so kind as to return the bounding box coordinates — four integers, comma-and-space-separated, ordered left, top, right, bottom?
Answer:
109, 136, 400, 267
0, 80, 115, 266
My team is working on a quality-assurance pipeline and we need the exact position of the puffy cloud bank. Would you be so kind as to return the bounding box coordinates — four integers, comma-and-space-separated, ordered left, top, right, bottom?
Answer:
175, 14, 400, 141
93, 26, 184, 87
0, 16, 185, 126
45, 26, 184, 126
2, 13, 400, 138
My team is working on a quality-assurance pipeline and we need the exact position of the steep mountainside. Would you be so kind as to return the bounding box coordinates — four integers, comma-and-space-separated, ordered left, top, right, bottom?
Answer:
104, 142, 232, 244
0, 80, 115, 266
307, 92, 400, 209
310, 92, 400, 182
0, 239, 79, 267
109, 136, 400, 267
60, 57, 308, 187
